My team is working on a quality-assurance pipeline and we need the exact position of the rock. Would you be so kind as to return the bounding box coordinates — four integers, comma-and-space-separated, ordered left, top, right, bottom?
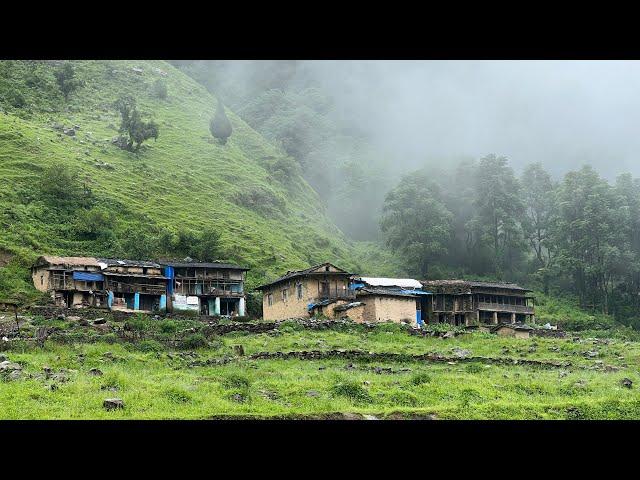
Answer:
233, 345, 245, 356
585, 350, 598, 358
306, 390, 320, 398
67, 316, 81, 322
7, 370, 22, 381
341, 413, 362, 420
88, 368, 103, 376
78, 319, 89, 326
230, 393, 245, 403
0, 360, 22, 372
452, 348, 471, 359
363, 380, 371, 385
131, 67, 144, 74
103, 398, 125, 410
442, 331, 454, 339
93, 318, 106, 325
0, 354, 7, 362
63, 128, 76, 136
362, 414, 379, 420
621, 378, 633, 389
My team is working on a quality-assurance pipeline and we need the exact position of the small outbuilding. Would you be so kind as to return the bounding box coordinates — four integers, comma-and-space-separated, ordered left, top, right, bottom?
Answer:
491, 323, 535, 339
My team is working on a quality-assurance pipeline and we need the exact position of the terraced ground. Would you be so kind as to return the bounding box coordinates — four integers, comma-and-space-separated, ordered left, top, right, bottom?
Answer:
1, 314, 639, 419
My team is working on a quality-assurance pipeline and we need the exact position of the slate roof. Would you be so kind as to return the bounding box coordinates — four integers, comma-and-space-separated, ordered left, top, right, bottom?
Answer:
162, 261, 249, 271
256, 263, 352, 290
35, 256, 101, 268
98, 258, 162, 268
421, 279, 531, 292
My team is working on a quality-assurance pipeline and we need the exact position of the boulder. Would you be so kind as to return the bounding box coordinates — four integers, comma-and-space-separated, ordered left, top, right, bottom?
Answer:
88, 368, 103, 376
103, 398, 125, 410
93, 318, 106, 325
233, 345, 245, 356
621, 378, 633, 389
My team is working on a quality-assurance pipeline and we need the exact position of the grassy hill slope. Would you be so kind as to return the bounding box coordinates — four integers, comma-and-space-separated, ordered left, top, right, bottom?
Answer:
0, 60, 402, 300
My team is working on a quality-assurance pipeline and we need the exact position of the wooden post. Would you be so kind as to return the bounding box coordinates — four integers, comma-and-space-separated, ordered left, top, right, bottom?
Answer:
493, 311, 498, 324
511, 312, 516, 324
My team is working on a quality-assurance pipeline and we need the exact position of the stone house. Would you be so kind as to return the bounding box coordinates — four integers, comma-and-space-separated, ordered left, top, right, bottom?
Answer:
256, 263, 355, 321
420, 280, 535, 327
98, 259, 168, 313
31, 256, 108, 308
492, 323, 534, 339
161, 261, 249, 316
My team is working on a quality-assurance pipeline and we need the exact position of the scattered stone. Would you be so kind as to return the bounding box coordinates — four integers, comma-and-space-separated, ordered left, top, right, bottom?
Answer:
63, 128, 76, 136
131, 67, 144, 74
621, 378, 633, 389
93, 318, 106, 325
362, 414, 379, 420
442, 331, 454, 339
103, 398, 125, 410
88, 368, 103, 376
452, 347, 471, 359
585, 351, 599, 358
0, 354, 7, 362
230, 393, 245, 403
363, 380, 371, 385
306, 390, 320, 398
345, 363, 356, 370
78, 319, 90, 326
559, 370, 569, 378
341, 413, 362, 420
0, 360, 22, 372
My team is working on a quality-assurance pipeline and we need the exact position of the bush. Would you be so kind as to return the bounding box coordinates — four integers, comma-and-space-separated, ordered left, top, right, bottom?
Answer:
179, 333, 207, 350
4, 89, 26, 108
410, 372, 432, 386
136, 339, 164, 352
223, 373, 251, 390
330, 380, 372, 403
54, 62, 84, 101
164, 386, 193, 404
151, 79, 168, 99
386, 390, 418, 406
158, 319, 179, 335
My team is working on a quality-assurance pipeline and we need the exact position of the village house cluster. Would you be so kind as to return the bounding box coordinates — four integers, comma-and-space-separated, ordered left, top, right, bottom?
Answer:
31, 257, 535, 328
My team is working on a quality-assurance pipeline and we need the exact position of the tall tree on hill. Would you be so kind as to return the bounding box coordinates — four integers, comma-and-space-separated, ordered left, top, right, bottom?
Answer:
54, 62, 84, 101
115, 96, 159, 151
521, 163, 557, 293
470, 154, 526, 278
210, 98, 233, 144
553, 166, 631, 313
380, 171, 453, 277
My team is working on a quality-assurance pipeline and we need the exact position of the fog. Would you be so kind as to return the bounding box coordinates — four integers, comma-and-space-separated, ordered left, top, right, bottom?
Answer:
180, 60, 640, 238
294, 60, 640, 179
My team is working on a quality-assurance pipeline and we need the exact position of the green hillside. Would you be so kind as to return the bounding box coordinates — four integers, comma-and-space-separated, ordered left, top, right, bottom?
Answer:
0, 60, 402, 301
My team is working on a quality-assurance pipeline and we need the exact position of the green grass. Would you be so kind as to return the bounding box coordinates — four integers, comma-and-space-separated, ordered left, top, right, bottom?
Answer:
0, 60, 402, 303
2, 318, 640, 419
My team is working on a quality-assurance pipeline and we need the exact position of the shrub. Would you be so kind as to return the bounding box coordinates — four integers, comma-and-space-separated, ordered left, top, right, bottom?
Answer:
158, 319, 179, 335
410, 372, 432, 386
164, 386, 193, 404
179, 333, 207, 350
136, 339, 164, 352
465, 363, 483, 373
386, 390, 418, 406
223, 373, 251, 390
330, 380, 372, 403
151, 79, 168, 99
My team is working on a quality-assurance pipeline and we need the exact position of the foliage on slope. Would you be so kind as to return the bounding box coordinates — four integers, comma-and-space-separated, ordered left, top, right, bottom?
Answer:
0, 60, 402, 302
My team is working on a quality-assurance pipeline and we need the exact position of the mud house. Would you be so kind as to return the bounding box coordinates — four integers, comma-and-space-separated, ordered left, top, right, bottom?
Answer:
346, 277, 428, 326
99, 259, 168, 313
256, 263, 355, 321
31, 256, 108, 308
161, 261, 249, 316
419, 280, 535, 327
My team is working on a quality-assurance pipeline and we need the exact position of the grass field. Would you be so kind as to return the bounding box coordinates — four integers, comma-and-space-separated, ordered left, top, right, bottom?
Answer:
2, 316, 639, 419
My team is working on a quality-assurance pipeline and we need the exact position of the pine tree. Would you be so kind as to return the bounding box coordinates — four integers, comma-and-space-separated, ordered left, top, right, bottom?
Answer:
209, 98, 232, 144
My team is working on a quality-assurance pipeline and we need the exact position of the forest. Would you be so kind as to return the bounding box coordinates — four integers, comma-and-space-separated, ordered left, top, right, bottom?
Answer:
380, 156, 640, 327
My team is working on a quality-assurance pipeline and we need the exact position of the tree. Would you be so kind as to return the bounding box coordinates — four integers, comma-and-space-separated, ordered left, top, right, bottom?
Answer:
470, 154, 526, 278
553, 166, 631, 313
209, 98, 232, 144
380, 171, 453, 277
521, 163, 556, 293
115, 96, 159, 151
54, 62, 83, 101
151, 79, 168, 99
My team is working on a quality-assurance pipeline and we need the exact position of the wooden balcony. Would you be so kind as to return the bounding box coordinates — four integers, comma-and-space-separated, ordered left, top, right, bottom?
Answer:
476, 302, 534, 314
107, 282, 166, 295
